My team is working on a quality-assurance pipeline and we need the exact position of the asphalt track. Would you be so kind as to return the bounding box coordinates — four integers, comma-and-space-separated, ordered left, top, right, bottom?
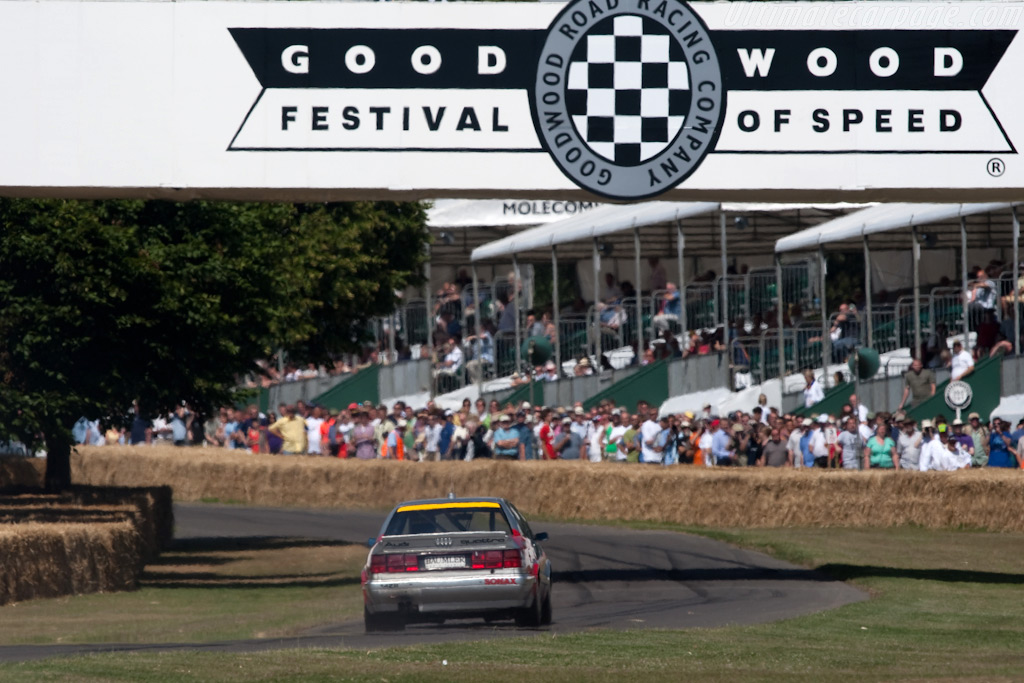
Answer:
0, 503, 866, 662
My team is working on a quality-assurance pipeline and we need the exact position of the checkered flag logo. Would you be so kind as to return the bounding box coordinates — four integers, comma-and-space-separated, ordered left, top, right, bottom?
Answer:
566, 15, 691, 167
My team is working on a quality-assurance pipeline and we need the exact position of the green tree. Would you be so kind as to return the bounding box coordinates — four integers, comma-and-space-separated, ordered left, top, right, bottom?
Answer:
0, 199, 428, 490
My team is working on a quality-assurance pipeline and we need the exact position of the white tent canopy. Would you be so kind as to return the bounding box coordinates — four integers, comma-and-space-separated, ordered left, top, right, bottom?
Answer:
775, 202, 1012, 254
469, 202, 718, 263
471, 201, 869, 263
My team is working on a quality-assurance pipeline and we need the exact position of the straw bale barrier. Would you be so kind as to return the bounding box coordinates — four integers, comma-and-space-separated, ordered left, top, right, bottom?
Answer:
73, 446, 1024, 532
0, 521, 140, 605
0, 456, 44, 488
0, 486, 173, 605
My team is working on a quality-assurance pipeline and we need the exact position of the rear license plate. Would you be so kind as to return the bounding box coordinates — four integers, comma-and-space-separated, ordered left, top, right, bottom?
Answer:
424, 555, 467, 570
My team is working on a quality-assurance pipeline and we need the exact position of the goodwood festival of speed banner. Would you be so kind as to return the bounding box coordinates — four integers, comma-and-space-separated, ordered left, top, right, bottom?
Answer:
2, 1, 1024, 201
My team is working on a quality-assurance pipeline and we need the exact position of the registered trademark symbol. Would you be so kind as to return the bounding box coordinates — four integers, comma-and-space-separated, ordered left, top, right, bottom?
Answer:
987, 158, 1005, 177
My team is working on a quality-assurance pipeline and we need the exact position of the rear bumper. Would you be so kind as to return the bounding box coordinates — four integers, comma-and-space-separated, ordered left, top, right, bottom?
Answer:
364, 570, 538, 617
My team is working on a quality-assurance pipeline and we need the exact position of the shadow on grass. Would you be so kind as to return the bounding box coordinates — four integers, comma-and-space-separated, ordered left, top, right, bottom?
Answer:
166, 536, 358, 552
817, 564, 1024, 585
140, 573, 361, 590
140, 536, 362, 590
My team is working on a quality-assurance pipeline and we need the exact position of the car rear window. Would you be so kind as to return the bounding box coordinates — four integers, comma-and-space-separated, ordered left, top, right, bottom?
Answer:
385, 504, 512, 536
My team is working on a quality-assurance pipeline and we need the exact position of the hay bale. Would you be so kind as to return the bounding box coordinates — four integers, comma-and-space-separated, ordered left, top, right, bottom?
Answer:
0, 521, 140, 605
71, 446, 1024, 532
0, 457, 45, 490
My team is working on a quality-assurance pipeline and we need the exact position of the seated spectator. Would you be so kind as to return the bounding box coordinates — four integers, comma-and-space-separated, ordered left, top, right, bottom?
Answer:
465, 322, 495, 382
603, 273, 623, 302
967, 268, 999, 327
652, 283, 681, 332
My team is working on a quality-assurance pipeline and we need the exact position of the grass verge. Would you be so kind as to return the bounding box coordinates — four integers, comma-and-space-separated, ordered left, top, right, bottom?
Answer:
1, 525, 1023, 681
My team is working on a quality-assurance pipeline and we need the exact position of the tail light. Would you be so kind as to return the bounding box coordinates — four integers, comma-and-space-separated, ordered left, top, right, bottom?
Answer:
472, 550, 522, 569
502, 549, 522, 568
370, 554, 419, 574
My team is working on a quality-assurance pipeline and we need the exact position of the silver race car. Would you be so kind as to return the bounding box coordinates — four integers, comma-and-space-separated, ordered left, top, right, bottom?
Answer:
361, 496, 552, 632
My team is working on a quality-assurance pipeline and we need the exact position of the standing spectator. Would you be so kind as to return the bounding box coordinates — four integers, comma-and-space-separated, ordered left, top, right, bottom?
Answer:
621, 414, 642, 463
640, 411, 664, 464
744, 424, 765, 467
809, 416, 830, 468
491, 413, 524, 462
836, 416, 864, 470
268, 405, 307, 455
423, 413, 442, 462
514, 411, 535, 461
918, 421, 946, 471
130, 403, 153, 446
787, 418, 807, 469
647, 257, 667, 292
554, 416, 584, 460
204, 408, 226, 448
305, 406, 324, 455
987, 418, 1019, 468
384, 420, 407, 460
711, 419, 738, 466
863, 422, 899, 469
604, 411, 628, 462
964, 412, 990, 467
170, 404, 193, 447
950, 340, 975, 380
803, 370, 825, 408
439, 410, 456, 460
349, 409, 376, 460
950, 419, 975, 463
761, 428, 790, 467
896, 417, 923, 471
898, 358, 936, 411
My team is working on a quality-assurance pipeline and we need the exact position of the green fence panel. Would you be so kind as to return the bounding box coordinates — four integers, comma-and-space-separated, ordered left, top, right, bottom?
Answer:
793, 381, 853, 418
500, 381, 544, 408
907, 355, 1002, 423
583, 360, 668, 411
312, 365, 381, 410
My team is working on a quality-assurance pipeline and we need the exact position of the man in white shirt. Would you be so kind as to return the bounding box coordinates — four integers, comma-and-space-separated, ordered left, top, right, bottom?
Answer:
950, 340, 975, 380
639, 411, 664, 464
810, 416, 829, 468
803, 371, 825, 408
305, 406, 325, 455
787, 419, 807, 469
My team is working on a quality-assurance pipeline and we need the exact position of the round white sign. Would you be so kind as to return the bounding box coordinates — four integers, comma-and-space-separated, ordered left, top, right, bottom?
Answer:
944, 380, 973, 410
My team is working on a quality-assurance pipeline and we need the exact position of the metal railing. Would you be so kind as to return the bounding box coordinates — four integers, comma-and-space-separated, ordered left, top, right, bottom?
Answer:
683, 282, 718, 331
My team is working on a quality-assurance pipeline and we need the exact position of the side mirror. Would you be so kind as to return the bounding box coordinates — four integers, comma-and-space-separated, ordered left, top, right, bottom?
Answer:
534, 532, 549, 542
367, 537, 377, 548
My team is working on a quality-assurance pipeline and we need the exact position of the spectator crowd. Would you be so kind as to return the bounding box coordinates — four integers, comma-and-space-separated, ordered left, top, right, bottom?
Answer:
80, 385, 1023, 472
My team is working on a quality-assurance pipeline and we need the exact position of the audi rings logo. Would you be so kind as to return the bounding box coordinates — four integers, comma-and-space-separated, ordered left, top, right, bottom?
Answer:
532, 0, 724, 200
435, 536, 453, 547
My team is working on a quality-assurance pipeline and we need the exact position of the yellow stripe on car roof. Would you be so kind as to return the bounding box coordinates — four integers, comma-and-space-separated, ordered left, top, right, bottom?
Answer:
397, 502, 501, 512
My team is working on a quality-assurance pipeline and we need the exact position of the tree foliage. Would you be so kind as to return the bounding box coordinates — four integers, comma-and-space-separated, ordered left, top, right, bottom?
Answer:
0, 199, 428, 488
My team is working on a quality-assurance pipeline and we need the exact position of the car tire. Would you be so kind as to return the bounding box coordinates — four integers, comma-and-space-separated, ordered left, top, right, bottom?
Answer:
365, 608, 405, 633
515, 591, 543, 628
540, 589, 553, 625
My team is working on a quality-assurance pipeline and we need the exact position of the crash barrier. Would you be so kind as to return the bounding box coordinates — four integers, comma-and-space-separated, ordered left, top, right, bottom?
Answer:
0, 484, 173, 605
61, 447, 1024, 533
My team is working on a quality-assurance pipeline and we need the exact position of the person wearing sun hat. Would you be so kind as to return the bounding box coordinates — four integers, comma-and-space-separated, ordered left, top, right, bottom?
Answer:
963, 412, 990, 467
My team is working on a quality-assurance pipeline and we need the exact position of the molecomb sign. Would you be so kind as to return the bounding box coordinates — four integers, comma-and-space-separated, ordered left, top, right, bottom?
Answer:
0, 1, 1023, 201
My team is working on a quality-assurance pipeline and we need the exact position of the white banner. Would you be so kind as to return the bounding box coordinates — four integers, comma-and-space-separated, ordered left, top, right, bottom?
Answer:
1, 1, 1023, 201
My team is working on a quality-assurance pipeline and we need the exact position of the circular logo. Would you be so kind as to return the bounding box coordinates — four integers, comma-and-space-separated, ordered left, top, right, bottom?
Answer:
944, 380, 973, 410
532, 0, 724, 200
